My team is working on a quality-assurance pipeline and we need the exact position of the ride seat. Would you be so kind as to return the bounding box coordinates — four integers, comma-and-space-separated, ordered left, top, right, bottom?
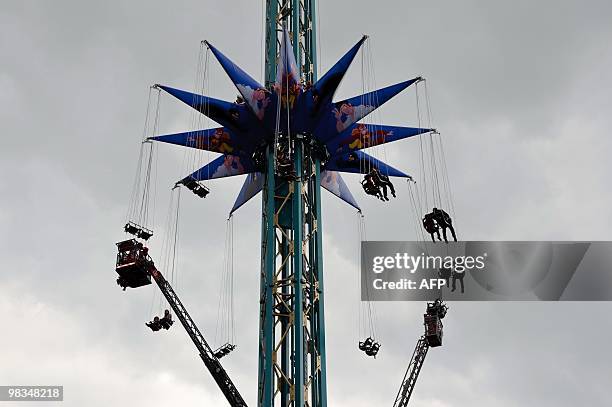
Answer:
137, 227, 154, 240
194, 185, 210, 198
124, 222, 141, 236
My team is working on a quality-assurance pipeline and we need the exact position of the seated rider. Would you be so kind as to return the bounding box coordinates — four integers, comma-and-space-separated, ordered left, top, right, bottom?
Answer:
182, 177, 200, 191
137, 228, 153, 240
359, 337, 374, 351
365, 341, 381, 357
214, 343, 237, 359
159, 309, 173, 330
371, 168, 396, 201
361, 173, 383, 200
194, 185, 209, 198
124, 222, 140, 236
146, 316, 162, 332
431, 208, 457, 243
422, 213, 441, 242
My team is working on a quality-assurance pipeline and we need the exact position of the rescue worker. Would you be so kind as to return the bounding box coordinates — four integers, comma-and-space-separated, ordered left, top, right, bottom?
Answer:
427, 298, 448, 319
140, 247, 150, 264
431, 207, 457, 243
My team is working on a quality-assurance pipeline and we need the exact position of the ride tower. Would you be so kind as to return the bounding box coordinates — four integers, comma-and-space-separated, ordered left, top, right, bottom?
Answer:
259, 2, 326, 407
144, 0, 434, 403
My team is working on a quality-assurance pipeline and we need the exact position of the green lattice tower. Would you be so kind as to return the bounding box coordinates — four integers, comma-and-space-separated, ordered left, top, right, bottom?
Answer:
258, 1, 326, 406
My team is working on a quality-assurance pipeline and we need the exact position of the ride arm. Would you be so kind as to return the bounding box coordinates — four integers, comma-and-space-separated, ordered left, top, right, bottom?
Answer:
149, 268, 248, 407
392, 336, 430, 407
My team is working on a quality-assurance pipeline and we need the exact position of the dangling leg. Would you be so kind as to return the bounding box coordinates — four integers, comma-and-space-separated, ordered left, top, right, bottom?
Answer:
448, 223, 458, 242
380, 184, 389, 201
375, 187, 384, 201
441, 226, 449, 243
387, 181, 396, 198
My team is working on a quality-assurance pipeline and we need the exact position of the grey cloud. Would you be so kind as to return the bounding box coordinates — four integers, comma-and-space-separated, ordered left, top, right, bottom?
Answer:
1, 0, 611, 406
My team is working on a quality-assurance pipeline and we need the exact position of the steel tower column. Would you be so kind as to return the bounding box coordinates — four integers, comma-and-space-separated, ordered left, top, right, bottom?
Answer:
258, 1, 326, 406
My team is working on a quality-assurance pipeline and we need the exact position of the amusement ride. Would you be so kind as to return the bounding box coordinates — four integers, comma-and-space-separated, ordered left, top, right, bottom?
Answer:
115, 1, 458, 405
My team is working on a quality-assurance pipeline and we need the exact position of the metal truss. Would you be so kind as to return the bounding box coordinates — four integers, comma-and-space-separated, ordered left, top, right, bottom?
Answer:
259, 3, 325, 405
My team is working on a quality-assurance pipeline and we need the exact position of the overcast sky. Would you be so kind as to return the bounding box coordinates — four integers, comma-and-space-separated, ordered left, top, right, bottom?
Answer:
1, 1, 611, 406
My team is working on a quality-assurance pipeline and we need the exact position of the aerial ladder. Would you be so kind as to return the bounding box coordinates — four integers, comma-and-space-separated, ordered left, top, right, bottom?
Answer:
393, 300, 448, 407
115, 239, 248, 407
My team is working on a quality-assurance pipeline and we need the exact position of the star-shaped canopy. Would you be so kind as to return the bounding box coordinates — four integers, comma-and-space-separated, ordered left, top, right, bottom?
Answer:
149, 29, 433, 214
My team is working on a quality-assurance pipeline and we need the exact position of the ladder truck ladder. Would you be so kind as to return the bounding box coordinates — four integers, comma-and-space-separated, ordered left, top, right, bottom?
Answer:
392, 336, 430, 407
149, 267, 248, 407
393, 299, 448, 407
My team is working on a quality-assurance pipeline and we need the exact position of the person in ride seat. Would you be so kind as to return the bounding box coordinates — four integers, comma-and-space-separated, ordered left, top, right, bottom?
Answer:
137, 228, 153, 240
159, 309, 174, 330
361, 173, 383, 200
214, 344, 236, 359
371, 168, 396, 200
146, 316, 162, 332
359, 337, 374, 351
451, 268, 465, 294
422, 213, 441, 242
431, 208, 457, 243
194, 186, 209, 198
438, 267, 452, 288
124, 223, 140, 236
183, 177, 200, 191
215, 348, 230, 359
365, 341, 381, 357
